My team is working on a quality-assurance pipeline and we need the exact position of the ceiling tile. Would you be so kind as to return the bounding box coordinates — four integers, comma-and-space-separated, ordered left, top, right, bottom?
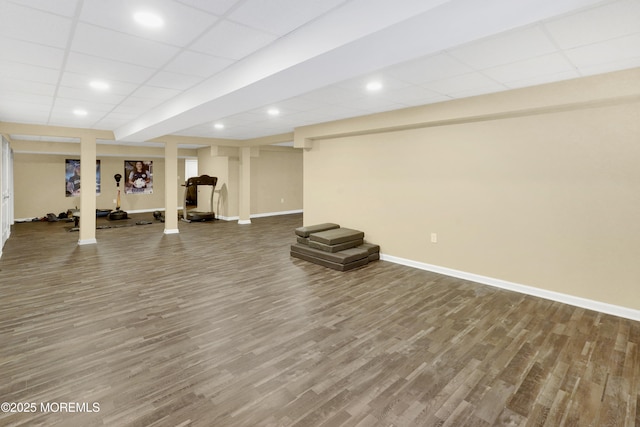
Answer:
59, 71, 139, 96
79, 0, 219, 47
145, 71, 203, 91
564, 33, 640, 70
174, 0, 242, 16
228, 0, 349, 36
0, 109, 49, 124
56, 85, 126, 106
0, 61, 59, 84
301, 85, 363, 104
379, 85, 450, 106
190, 20, 278, 60
338, 96, 408, 114
544, 0, 640, 49
163, 50, 234, 78
336, 73, 412, 93
422, 72, 506, 97
448, 25, 558, 70
5, 0, 78, 17
65, 52, 156, 84
0, 91, 53, 107
1, 0, 638, 141
385, 53, 473, 85
482, 52, 577, 84
0, 1, 73, 48
502, 70, 580, 90
130, 85, 182, 101
71, 23, 181, 68
0, 36, 65, 69
0, 77, 55, 96
272, 96, 324, 113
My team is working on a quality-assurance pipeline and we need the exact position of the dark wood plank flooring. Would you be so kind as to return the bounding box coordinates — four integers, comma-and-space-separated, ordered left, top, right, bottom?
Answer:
0, 213, 638, 426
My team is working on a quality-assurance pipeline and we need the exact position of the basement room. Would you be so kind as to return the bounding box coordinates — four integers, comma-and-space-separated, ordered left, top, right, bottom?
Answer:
1, 0, 639, 426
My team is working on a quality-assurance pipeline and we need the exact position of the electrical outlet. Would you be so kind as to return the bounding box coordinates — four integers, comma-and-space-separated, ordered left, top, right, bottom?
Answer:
281, 198, 284, 203
430, 233, 438, 243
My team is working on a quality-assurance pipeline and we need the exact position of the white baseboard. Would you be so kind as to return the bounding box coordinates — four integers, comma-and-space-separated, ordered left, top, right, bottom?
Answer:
218, 209, 303, 222
78, 238, 97, 245
380, 254, 640, 322
238, 219, 252, 225
163, 228, 179, 235
251, 209, 303, 218
14, 209, 303, 223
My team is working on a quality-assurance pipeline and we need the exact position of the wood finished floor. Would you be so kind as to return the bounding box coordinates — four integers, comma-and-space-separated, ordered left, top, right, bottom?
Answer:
0, 213, 638, 427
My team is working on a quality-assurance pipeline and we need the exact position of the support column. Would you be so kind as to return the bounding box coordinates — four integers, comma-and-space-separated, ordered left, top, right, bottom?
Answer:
78, 134, 97, 245
238, 146, 251, 224
164, 141, 179, 234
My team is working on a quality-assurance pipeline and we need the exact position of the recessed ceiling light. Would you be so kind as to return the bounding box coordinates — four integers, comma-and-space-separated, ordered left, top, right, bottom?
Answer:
89, 80, 109, 91
73, 109, 88, 117
214, 123, 224, 129
366, 81, 383, 91
267, 108, 280, 116
133, 11, 164, 28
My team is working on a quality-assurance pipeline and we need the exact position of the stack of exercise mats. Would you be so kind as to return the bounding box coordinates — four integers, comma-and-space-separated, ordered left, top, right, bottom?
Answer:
291, 223, 380, 271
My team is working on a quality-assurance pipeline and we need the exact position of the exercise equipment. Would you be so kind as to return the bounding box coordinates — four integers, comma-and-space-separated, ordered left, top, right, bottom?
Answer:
153, 211, 165, 223
182, 175, 217, 222
108, 173, 128, 220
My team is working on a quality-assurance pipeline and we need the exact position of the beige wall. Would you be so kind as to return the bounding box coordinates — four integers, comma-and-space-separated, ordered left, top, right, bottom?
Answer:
12, 140, 303, 221
300, 68, 640, 311
197, 145, 303, 219
250, 146, 303, 215
12, 143, 190, 219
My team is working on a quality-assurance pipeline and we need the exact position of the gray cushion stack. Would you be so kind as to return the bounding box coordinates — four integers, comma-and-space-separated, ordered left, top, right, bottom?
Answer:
291, 223, 380, 271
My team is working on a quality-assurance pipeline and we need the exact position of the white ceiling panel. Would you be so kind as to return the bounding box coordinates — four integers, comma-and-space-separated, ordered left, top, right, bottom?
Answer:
272, 97, 324, 113
0, 1, 73, 48
1, 0, 639, 143
116, 96, 169, 111
0, 90, 54, 106
385, 53, 474, 85
59, 71, 139, 96
502, 70, 581, 90
228, 0, 350, 36
482, 52, 578, 84
174, 0, 242, 16
64, 53, 156, 85
544, 0, 640, 49
79, 0, 219, 47
189, 20, 278, 60
0, 108, 50, 125
56, 86, 126, 106
0, 37, 65, 69
71, 23, 180, 68
301, 85, 364, 105
422, 72, 506, 97
0, 61, 60, 84
338, 96, 408, 114
448, 25, 558, 70
378, 85, 450, 106
146, 71, 204, 91
163, 50, 235, 78
564, 33, 640, 69
130, 85, 182, 102
52, 97, 115, 113
5, 0, 79, 17
0, 78, 56, 96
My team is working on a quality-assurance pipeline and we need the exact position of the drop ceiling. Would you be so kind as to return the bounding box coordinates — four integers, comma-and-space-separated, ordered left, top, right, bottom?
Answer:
1, 0, 639, 147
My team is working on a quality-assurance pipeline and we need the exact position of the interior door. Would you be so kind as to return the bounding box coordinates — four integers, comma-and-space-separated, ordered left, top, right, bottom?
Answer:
1, 136, 13, 251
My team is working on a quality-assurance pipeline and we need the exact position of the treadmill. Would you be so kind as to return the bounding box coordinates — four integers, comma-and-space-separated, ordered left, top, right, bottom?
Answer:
182, 175, 218, 222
